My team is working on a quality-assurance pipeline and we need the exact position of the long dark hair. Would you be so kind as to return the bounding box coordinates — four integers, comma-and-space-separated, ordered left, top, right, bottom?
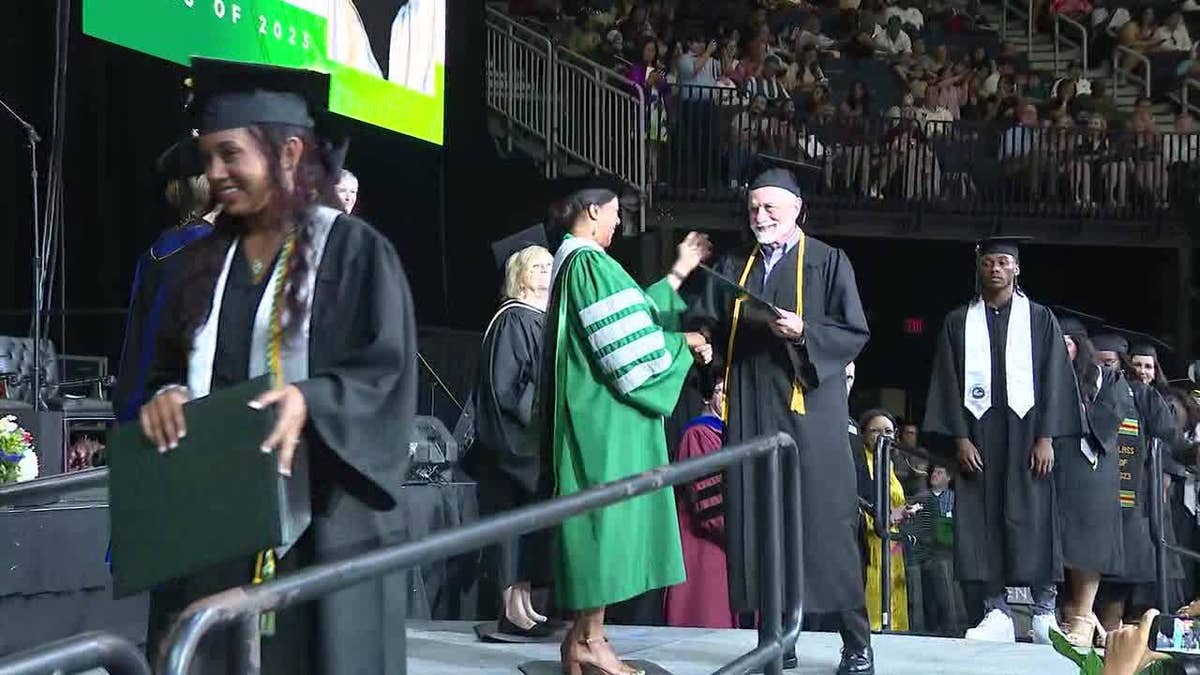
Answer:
1066, 332, 1100, 402
158, 124, 340, 371
1119, 352, 1169, 391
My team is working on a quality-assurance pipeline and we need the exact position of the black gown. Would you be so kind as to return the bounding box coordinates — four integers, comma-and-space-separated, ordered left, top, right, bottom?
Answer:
692, 235, 870, 615
1055, 367, 1128, 576
144, 213, 418, 675
922, 297, 1080, 587
113, 222, 212, 423
463, 300, 549, 588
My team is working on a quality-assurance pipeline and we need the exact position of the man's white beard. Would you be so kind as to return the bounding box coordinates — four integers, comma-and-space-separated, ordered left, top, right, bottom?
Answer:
752, 222, 794, 245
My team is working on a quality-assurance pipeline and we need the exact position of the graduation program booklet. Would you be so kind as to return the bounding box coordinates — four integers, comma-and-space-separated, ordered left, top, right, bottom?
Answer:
108, 375, 311, 597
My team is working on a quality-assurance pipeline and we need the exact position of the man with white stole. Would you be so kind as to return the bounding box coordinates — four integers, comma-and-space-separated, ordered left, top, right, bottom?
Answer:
922, 236, 1081, 643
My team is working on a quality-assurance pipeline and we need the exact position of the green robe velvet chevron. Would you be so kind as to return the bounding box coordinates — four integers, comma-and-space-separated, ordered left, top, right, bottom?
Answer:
535, 235, 690, 610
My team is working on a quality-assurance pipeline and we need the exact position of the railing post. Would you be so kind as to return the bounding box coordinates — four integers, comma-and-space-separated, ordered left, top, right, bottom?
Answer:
1053, 19, 1060, 73
1150, 437, 1169, 613
759, 447, 785, 675
875, 435, 892, 633
234, 613, 262, 675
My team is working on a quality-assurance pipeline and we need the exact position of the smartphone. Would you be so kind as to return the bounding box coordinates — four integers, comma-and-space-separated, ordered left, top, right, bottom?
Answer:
1150, 614, 1200, 656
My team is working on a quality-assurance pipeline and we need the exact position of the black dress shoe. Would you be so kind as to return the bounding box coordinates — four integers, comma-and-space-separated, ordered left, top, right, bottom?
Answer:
497, 614, 555, 638
836, 646, 874, 675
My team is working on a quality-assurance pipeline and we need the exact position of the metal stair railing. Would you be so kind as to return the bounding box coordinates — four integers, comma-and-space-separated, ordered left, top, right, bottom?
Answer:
1000, 0, 1034, 52
1113, 45, 1152, 99
157, 432, 805, 675
484, 7, 648, 233
484, 7, 555, 175
1053, 13, 1089, 73
0, 631, 150, 675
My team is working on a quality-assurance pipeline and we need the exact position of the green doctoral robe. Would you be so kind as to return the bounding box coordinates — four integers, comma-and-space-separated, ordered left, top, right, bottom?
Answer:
533, 235, 690, 610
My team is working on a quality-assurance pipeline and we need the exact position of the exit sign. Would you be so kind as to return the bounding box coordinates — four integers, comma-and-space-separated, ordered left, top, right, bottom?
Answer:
903, 317, 925, 335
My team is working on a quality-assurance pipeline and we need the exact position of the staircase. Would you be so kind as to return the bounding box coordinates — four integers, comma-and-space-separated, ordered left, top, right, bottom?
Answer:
979, 1, 1176, 130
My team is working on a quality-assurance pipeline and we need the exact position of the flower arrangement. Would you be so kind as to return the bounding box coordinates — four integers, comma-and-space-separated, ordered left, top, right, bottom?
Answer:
0, 415, 38, 484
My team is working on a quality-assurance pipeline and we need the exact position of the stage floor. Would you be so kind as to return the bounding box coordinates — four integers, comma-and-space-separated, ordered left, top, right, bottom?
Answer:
407, 621, 1079, 674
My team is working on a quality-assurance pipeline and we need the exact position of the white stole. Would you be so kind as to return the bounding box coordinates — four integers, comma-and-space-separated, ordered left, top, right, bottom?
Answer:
963, 291, 1035, 420
551, 235, 602, 283
187, 206, 340, 397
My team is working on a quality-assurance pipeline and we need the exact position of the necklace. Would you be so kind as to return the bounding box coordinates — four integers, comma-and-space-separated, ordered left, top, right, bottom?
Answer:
249, 258, 267, 282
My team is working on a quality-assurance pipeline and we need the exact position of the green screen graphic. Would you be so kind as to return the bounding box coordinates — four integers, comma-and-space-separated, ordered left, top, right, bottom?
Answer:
82, 0, 444, 145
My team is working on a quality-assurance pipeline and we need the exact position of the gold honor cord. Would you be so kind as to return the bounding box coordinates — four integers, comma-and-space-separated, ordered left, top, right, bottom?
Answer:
721, 231, 808, 421
251, 226, 297, 637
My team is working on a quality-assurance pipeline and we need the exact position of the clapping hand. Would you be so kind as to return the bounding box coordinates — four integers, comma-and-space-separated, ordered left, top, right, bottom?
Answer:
673, 231, 712, 279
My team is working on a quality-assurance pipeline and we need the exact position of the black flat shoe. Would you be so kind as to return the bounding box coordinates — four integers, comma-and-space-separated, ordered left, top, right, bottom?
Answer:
498, 613, 556, 638
836, 646, 874, 675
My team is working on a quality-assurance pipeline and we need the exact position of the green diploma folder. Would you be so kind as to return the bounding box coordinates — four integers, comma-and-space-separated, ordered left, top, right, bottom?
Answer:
107, 375, 311, 597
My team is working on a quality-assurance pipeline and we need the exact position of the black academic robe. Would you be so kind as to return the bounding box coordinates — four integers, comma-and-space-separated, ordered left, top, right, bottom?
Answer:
113, 222, 212, 423
850, 419, 872, 573
692, 235, 870, 614
1055, 367, 1128, 576
462, 300, 549, 588
1110, 382, 1185, 585
922, 298, 1080, 587
143, 213, 417, 675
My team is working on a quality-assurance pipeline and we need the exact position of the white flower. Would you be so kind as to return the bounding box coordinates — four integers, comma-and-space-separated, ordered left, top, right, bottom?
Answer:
0, 416, 16, 434
16, 451, 38, 482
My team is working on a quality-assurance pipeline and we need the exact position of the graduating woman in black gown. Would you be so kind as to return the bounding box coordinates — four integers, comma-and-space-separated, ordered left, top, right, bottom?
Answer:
1052, 311, 1126, 646
138, 59, 418, 674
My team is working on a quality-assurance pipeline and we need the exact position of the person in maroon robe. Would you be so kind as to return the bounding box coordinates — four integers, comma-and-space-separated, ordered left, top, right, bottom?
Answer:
664, 371, 738, 628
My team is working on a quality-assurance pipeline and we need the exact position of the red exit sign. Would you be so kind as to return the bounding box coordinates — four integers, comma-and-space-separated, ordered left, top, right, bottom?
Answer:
903, 317, 925, 335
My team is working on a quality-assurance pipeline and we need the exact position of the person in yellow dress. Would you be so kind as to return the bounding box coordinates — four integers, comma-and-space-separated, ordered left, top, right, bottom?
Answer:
859, 409, 918, 632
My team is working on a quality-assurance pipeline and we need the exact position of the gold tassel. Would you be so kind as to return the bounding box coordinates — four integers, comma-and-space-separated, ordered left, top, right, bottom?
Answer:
253, 550, 277, 636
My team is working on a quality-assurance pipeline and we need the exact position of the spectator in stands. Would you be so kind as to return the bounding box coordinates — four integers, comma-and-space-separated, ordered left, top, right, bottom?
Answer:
840, 80, 873, 121
735, 36, 769, 84
929, 44, 951, 76
1153, 11, 1192, 53
875, 16, 914, 58
677, 32, 721, 99
1157, 112, 1200, 204
880, 118, 941, 198
1074, 80, 1122, 126
729, 93, 772, 185
807, 84, 837, 123
629, 36, 670, 183
1075, 112, 1129, 206
718, 38, 742, 84
1049, 0, 1093, 23
1117, 7, 1163, 72
785, 46, 828, 94
884, 0, 925, 32
1126, 96, 1161, 203
794, 14, 841, 57
746, 53, 792, 103
859, 409, 915, 631
1000, 102, 1043, 198
915, 83, 955, 134
618, 3, 653, 44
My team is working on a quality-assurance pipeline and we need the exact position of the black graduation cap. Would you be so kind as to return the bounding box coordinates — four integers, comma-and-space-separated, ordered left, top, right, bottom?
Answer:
156, 133, 203, 178
1102, 325, 1172, 359
490, 224, 549, 271
188, 57, 331, 134
748, 153, 822, 198
976, 235, 1033, 261
1052, 306, 1105, 338
1091, 331, 1129, 355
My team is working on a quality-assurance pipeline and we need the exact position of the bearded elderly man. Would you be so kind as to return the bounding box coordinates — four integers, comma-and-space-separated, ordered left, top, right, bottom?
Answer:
692, 167, 873, 674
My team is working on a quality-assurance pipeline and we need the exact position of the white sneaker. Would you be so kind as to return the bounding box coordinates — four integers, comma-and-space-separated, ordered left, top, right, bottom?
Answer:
965, 609, 1016, 642
1030, 614, 1061, 645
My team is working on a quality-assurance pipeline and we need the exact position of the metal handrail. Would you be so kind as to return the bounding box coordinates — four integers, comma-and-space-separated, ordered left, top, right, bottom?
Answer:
1150, 438, 1200, 614
1113, 45, 1151, 99
1181, 78, 1200, 119
0, 631, 150, 675
1053, 14, 1089, 73
159, 432, 804, 675
485, 6, 555, 174
1000, 0, 1033, 52
874, 434, 895, 632
484, 6, 648, 233
0, 465, 108, 504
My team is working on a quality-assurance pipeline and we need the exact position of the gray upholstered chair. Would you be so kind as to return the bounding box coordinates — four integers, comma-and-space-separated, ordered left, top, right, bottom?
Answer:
0, 336, 112, 414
